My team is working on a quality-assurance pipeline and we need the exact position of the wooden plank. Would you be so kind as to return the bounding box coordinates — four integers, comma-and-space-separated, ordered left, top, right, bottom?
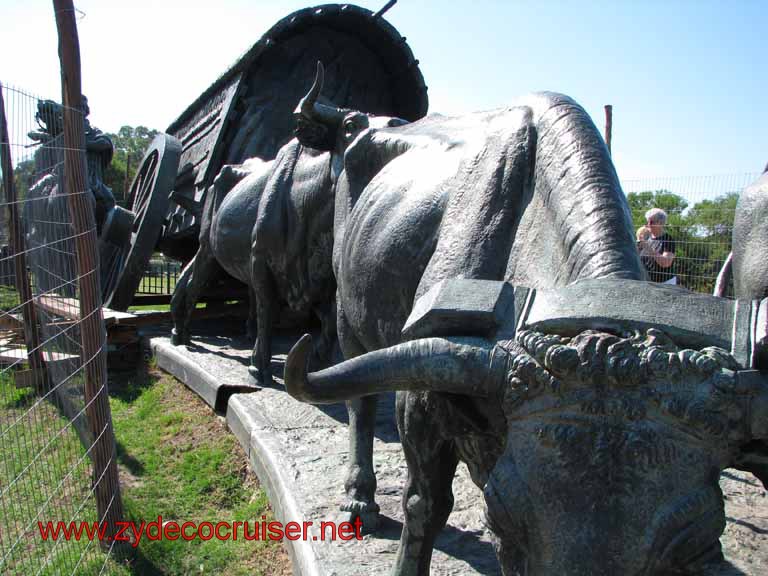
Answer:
0, 347, 27, 363
15, 369, 41, 389
126, 302, 248, 328
102, 307, 137, 326
0, 327, 25, 343
107, 325, 138, 345
0, 346, 79, 365
0, 312, 23, 330
35, 295, 81, 320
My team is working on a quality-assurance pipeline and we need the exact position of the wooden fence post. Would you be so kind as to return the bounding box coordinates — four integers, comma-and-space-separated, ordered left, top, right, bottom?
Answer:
53, 0, 124, 549
604, 104, 613, 155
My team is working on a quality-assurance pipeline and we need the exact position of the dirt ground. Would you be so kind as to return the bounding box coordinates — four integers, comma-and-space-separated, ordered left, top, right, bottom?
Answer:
721, 469, 768, 574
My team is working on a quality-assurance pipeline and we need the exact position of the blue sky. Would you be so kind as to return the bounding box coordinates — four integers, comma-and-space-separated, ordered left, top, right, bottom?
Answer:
1, 0, 764, 181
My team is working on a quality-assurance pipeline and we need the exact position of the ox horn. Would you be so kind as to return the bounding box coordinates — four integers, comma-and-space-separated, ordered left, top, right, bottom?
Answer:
284, 334, 505, 404
296, 61, 347, 125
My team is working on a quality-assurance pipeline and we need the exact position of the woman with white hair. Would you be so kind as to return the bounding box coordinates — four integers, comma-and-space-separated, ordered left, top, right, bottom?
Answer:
637, 207, 677, 284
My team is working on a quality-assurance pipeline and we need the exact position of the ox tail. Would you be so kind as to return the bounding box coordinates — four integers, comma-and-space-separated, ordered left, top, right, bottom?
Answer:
713, 252, 733, 297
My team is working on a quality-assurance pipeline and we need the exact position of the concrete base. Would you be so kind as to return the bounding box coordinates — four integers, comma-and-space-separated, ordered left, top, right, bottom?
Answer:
151, 330, 501, 575
152, 337, 259, 412
150, 327, 768, 576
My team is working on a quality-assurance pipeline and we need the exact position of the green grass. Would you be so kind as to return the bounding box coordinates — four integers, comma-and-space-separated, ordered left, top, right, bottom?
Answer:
127, 303, 206, 313
0, 372, 103, 576
0, 364, 288, 576
106, 366, 288, 575
0, 285, 20, 311
127, 303, 171, 312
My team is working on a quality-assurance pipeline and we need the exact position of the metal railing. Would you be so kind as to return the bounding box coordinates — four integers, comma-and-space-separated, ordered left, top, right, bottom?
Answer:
136, 257, 180, 296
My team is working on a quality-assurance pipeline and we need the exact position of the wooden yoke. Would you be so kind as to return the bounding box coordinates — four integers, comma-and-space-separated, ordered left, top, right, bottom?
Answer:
403, 278, 768, 371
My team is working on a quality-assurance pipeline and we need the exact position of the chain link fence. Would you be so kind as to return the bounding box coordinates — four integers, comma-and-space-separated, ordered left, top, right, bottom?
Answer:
0, 77, 123, 575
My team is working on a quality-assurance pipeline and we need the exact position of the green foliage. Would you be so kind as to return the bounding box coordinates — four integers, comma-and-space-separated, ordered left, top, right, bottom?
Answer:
627, 189, 689, 225
12, 158, 36, 201
0, 285, 20, 311
627, 189, 737, 294
686, 192, 739, 238
104, 125, 159, 207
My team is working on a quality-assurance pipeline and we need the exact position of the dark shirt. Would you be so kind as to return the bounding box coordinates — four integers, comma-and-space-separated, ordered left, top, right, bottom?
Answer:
642, 232, 676, 282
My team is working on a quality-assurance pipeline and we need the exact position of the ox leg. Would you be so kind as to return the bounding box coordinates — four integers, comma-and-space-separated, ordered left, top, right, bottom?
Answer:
246, 285, 258, 342
336, 304, 380, 532
172, 180, 222, 345
311, 298, 337, 369
342, 394, 380, 533
171, 246, 222, 346
393, 391, 458, 576
170, 257, 194, 345
248, 256, 276, 386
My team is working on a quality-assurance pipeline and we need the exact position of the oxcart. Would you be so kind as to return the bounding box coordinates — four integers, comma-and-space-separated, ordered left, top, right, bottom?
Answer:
106, 2, 428, 310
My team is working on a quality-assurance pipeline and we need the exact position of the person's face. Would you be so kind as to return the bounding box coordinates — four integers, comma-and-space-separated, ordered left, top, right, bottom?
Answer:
648, 218, 665, 237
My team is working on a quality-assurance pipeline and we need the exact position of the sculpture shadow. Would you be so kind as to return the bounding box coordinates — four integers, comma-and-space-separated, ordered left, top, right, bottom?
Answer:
374, 514, 501, 575
183, 322, 401, 443
115, 439, 146, 477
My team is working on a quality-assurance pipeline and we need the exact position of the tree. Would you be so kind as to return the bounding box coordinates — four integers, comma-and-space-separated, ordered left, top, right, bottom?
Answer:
12, 158, 36, 202
685, 192, 738, 238
626, 189, 688, 231
682, 192, 738, 294
103, 125, 159, 207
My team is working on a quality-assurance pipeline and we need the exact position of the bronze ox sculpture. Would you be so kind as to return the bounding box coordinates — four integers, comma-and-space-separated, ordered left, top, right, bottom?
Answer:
714, 170, 767, 301
286, 62, 645, 530
731, 171, 768, 301
170, 134, 338, 385
288, 279, 768, 575
281, 64, 768, 575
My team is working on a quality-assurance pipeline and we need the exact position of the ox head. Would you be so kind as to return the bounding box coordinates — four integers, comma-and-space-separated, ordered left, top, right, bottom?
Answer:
284, 280, 768, 575
293, 62, 409, 153
484, 329, 764, 575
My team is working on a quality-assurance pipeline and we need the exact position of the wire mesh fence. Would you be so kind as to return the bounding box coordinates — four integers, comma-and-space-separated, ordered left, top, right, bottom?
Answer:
0, 81, 123, 575
622, 172, 761, 295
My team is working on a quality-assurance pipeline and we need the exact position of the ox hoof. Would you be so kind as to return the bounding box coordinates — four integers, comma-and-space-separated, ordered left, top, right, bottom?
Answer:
339, 500, 380, 534
171, 328, 189, 346
248, 365, 274, 388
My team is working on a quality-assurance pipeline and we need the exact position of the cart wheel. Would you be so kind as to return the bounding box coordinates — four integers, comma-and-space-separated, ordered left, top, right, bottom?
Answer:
105, 133, 181, 311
